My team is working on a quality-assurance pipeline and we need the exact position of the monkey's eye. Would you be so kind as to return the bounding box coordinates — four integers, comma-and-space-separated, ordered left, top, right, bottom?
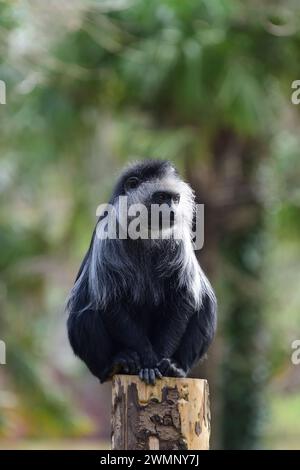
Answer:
125, 177, 140, 191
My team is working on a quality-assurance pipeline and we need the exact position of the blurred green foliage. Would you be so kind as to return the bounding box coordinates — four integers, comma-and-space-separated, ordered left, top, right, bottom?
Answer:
0, 0, 300, 449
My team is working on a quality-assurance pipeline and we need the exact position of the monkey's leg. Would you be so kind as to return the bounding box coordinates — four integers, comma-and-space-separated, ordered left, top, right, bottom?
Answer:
68, 310, 142, 382
157, 314, 206, 378
157, 293, 217, 377
67, 309, 117, 382
102, 305, 161, 384
106, 349, 141, 377
172, 307, 216, 375
150, 301, 193, 379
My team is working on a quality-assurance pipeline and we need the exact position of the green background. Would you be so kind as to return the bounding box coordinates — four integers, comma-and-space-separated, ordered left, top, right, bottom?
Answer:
0, 0, 300, 449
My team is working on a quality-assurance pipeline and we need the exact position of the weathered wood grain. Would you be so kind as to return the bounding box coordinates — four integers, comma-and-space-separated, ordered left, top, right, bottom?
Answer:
111, 375, 210, 450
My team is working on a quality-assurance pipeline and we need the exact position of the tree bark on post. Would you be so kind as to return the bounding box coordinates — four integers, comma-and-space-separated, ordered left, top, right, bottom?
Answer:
111, 375, 210, 450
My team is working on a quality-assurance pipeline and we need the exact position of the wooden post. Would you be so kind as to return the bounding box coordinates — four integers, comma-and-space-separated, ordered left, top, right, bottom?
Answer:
111, 374, 210, 450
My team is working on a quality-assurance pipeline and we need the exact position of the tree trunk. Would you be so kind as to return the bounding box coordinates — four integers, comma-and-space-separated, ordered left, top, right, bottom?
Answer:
111, 374, 210, 450
186, 129, 265, 449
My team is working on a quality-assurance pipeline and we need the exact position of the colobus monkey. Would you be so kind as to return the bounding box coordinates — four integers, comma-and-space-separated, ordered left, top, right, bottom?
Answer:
66, 160, 217, 385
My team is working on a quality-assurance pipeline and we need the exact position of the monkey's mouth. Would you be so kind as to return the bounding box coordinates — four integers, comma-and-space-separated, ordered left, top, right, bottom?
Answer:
169, 211, 175, 226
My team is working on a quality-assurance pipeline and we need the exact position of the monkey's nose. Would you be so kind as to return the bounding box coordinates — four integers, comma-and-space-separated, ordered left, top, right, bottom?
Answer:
151, 191, 181, 206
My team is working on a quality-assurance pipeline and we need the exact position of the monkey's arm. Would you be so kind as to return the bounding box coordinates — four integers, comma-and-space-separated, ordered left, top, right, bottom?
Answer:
103, 305, 157, 366
152, 296, 193, 359
172, 293, 217, 374
103, 306, 162, 384
153, 293, 217, 374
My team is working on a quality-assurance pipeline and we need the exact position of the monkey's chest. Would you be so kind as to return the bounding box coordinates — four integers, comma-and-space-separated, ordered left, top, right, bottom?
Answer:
130, 302, 164, 335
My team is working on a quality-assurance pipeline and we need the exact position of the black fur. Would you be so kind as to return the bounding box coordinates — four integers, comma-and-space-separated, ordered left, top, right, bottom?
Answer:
66, 160, 217, 384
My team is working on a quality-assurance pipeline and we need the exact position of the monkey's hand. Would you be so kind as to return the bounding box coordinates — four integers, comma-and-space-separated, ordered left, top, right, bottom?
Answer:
138, 350, 163, 385
157, 358, 186, 378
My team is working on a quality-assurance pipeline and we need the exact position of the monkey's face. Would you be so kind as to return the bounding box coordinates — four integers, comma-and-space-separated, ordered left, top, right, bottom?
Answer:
113, 160, 195, 240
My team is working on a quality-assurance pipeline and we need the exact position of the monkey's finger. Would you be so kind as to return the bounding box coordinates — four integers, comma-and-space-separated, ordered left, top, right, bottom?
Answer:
140, 369, 148, 382
149, 369, 156, 385
154, 368, 163, 379
143, 368, 149, 384
139, 369, 144, 381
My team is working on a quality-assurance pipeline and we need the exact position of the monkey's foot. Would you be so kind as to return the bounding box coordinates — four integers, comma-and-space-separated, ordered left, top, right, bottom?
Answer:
139, 367, 162, 385
157, 358, 186, 378
110, 350, 141, 376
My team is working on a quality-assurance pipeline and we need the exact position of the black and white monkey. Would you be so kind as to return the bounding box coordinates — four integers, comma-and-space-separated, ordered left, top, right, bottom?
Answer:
66, 160, 217, 385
